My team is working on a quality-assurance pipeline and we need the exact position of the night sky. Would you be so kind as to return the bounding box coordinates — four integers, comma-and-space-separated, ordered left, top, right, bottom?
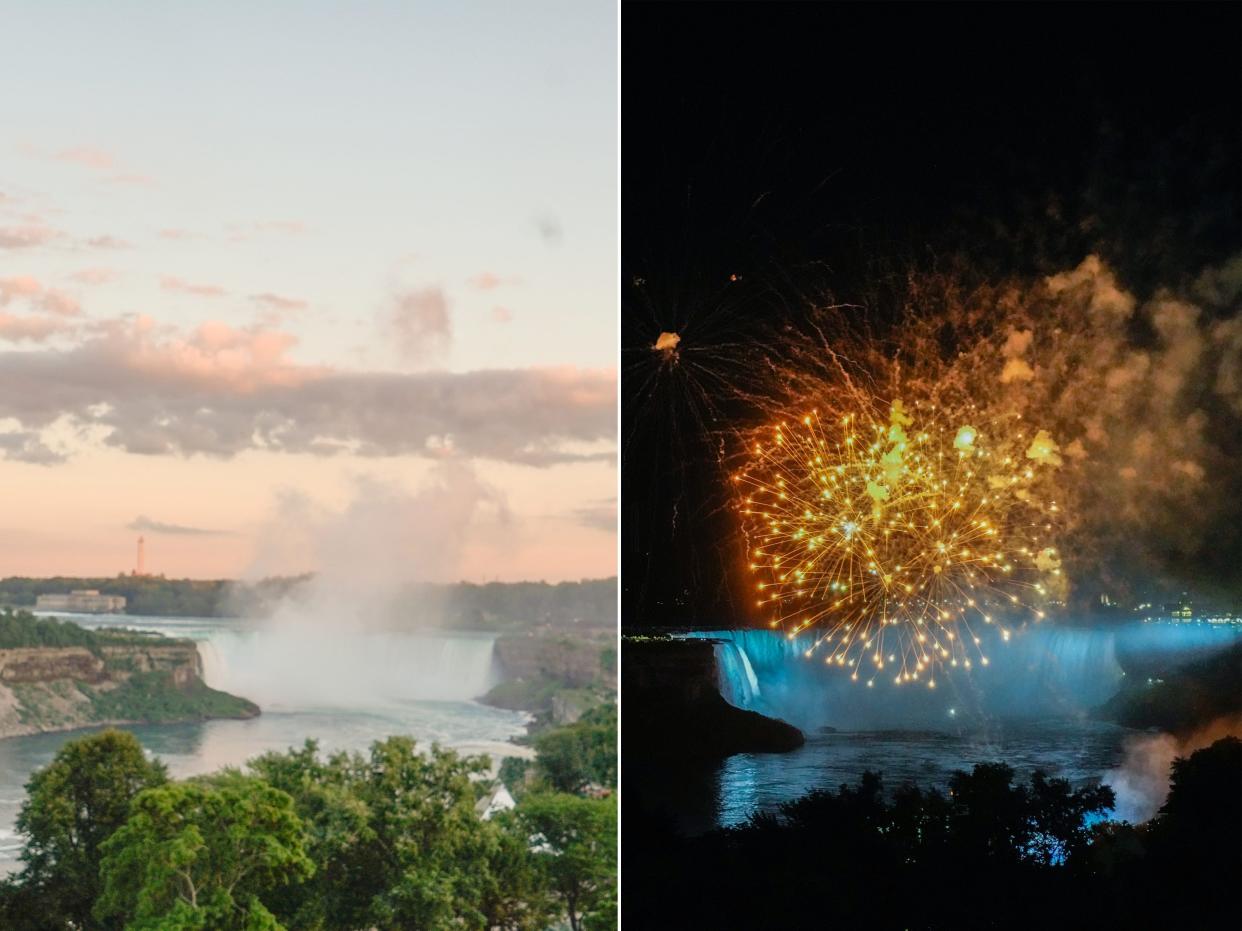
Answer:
622, 3, 1242, 626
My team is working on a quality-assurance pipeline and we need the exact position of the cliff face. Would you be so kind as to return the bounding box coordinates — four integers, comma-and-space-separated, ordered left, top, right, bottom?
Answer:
0, 641, 255, 739
622, 637, 804, 759
494, 633, 616, 689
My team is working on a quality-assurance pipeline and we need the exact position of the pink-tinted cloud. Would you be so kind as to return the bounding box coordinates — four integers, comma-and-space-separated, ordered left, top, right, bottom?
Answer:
0, 313, 66, 342
56, 146, 115, 170
389, 288, 451, 361
85, 235, 132, 250
0, 277, 81, 316
468, 271, 522, 290
69, 267, 118, 285
252, 220, 305, 234
0, 277, 41, 303
160, 276, 227, 298
108, 172, 154, 186
158, 228, 198, 240
251, 292, 308, 312
0, 316, 616, 465
52, 148, 153, 186
113, 317, 309, 392
38, 289, 80, 316
492, 306, 514, 323
0, 225, 58, 249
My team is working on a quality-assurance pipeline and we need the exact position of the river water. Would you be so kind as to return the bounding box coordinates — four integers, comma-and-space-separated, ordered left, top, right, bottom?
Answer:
0, 613, 530, 872
652, 621, 1241, 833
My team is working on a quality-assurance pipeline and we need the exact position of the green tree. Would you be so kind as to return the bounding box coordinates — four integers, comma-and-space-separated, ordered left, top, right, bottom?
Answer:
94, 777, 313, 931
532, 703, 616, 793
5, 729, 167, 930
252, 736, 554, 931
518, 793, 616, 931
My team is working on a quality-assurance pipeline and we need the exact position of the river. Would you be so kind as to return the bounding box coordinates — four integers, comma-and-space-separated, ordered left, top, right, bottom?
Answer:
0, 613, 530, 872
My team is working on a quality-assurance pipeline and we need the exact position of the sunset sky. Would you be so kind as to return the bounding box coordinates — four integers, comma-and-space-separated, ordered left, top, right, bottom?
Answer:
0, 1, 617, 581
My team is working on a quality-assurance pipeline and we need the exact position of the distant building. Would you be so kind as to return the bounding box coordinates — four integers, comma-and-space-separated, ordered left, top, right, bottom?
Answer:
474, 783, 516, 821
35, 590, 126, 614
1163, 595, 1193, 621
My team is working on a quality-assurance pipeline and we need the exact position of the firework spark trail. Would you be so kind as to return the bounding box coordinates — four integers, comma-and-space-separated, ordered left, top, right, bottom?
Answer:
736, 395, 1062, 686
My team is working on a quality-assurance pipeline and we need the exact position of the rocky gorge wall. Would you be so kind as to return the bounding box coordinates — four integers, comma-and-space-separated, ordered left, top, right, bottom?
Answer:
0, 641, 255, 739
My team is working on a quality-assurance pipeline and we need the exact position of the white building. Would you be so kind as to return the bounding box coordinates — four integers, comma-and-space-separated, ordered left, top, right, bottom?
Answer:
35, 590, 127, 614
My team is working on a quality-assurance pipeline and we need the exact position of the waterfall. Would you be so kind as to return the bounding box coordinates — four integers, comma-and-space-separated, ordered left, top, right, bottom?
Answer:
684, 622, 1241, 731
77, 613, 504, 712
192, 628, 500, 710
714, 642, 761, 709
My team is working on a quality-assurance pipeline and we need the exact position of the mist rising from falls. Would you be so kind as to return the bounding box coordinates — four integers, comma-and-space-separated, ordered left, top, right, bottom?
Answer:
218, 463, 508, 711
686, 623, 1241, 731
196, 628, 500, 710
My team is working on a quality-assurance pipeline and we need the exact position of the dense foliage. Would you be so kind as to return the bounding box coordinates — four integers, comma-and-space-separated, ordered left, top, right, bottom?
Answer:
532, 704, 618, 794
1, 730, 167, 930
83, 671, 257, 724
0, 608, 157, 652
626, 738, 1242, 929
95, 777, 314, 931
0, 704, 618, 931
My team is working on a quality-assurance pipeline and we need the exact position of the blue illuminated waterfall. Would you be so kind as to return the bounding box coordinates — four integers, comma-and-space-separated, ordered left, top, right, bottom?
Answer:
684, 623, 1240, 731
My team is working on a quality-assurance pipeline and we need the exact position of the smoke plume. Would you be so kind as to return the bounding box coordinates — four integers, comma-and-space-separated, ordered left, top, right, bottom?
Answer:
1104, 714, 1242, 823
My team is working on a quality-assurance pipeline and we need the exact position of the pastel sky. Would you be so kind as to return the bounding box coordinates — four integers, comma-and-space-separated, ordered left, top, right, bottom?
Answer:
0, 1, 617, 582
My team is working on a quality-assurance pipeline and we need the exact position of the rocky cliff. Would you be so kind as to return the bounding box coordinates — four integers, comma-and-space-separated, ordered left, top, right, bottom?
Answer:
483, 631, 617, 721
493, 632, 616, 689
622, 637, 804, 758
0, 640, 257, 739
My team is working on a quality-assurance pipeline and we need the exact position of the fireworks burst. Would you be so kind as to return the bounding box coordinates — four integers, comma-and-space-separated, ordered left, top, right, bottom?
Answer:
736, 396, 1063, 686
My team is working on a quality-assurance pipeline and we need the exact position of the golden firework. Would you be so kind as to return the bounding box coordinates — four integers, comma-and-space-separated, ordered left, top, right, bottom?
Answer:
736, 398, 1061, 687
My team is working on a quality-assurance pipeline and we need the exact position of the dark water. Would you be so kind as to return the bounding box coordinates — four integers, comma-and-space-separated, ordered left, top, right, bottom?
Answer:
0, 614, 529, 872
711, 719, 1129, 830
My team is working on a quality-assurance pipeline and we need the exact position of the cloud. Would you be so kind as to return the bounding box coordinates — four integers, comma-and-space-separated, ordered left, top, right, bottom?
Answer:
53, 148, 152, 185
69, 267, 118, 285
0, 318, 616, 466
0, 276, 81, 319
535, 213, 563, 245
572, 497, 617, 532
389, 288, 451, 361
0, 277, 41, 304
0, 313, 67, 342
251, 292, 307, 312
468, 272, 521, 291
85, 235, 132, 250
252, 220, 305, 234
158, 228, 198, 241
229, 220, 305, 239
128, 515, 231, 536
0, 225, 58, 249
0, 429, 65, 465
160, 276, 227, 298
56, 147, 115, 170
492, 306, 514, 324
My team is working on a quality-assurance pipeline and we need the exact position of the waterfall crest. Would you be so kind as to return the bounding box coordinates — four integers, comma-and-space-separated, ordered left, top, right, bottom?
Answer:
685, 623, 1240, 730
193, 628, 500, 710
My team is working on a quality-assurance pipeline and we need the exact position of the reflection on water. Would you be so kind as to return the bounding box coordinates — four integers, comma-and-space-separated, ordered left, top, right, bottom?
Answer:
0, 613, 530, 873
712, 720, 1130, 829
